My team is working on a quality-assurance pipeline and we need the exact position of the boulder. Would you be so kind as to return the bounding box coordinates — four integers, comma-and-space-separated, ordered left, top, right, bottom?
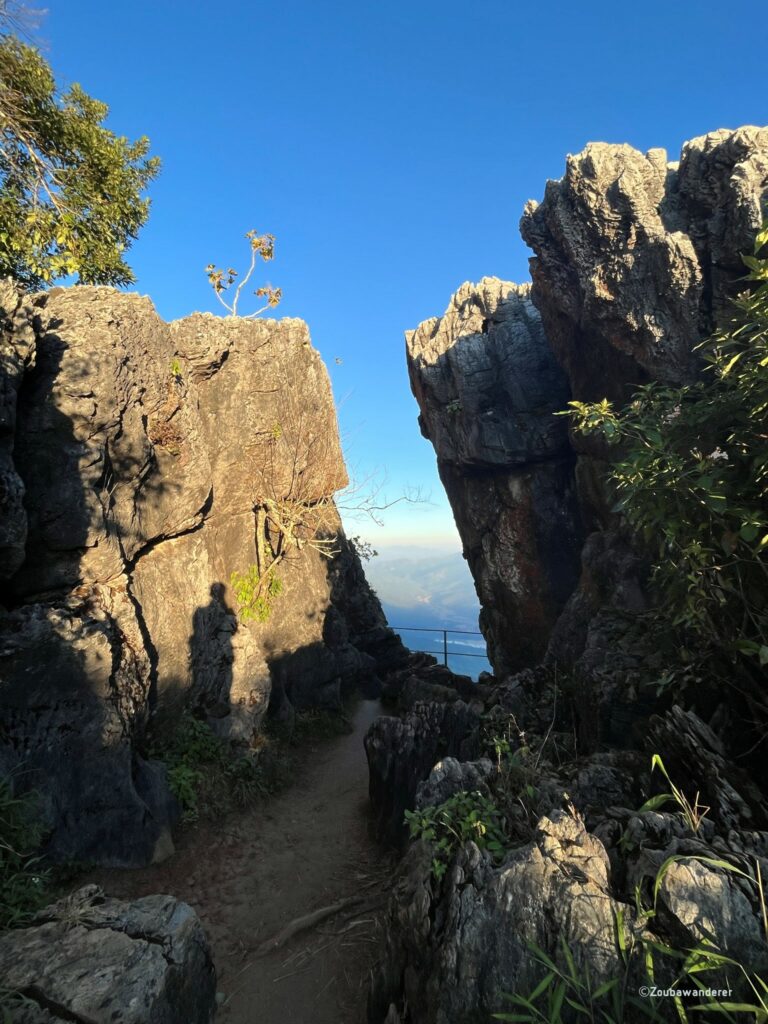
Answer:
414, 756, 494, 811
369, 811, 628, 1024
0, 885, 216, 1024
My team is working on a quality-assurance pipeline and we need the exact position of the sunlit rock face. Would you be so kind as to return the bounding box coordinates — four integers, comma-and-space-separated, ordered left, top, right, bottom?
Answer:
521, 126, 768, 401
0, 286, 394, 865
406, 278, 583, 673
521, 126, 768, 679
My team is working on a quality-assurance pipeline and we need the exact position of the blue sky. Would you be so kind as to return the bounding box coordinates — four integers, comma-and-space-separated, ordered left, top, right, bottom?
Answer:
42, 0, 768, 553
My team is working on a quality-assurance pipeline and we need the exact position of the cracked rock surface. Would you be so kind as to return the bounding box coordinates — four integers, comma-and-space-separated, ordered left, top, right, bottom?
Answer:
0, 885, 215, 1024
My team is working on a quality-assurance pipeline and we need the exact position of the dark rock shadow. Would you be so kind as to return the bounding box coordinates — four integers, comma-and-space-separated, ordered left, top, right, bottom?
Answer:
0, 297, 178, 866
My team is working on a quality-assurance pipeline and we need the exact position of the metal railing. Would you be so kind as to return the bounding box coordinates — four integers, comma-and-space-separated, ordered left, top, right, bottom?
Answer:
390, 625, 487, 668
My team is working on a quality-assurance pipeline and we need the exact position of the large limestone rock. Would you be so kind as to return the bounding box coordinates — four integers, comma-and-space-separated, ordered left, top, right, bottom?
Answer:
407, 128, 768, 682
369, 811, 628, 1024
406, 278, 582, 673
521, 126, 768, 399
521, 127, 768, 695
0, 280, 34, 579
0, 885, 216, 1024
0, 285, 394, 865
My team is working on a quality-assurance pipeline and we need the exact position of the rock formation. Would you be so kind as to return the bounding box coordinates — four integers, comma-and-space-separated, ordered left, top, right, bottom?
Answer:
407, 127, 768, 682
372, 126, 768, 1023
0, 885, 216, 1023
0, 283, 401, 866
406, 278, 582, 673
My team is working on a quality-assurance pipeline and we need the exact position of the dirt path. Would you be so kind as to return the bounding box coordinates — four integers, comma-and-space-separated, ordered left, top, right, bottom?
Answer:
91, 700, 390, 1024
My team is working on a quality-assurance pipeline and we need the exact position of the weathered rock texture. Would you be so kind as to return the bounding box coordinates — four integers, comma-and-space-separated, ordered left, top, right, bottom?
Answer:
0, 885, 216, 1023
378, 126, 768, 1024
406, 278, 582, 673
365, 699, 481, 846
369, 812, 630, 1024
522, 127, 768, 728
407, 127, 768, 681
0, 285, 399, 865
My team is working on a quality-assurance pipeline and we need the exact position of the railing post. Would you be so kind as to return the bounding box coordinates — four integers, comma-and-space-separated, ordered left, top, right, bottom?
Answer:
443, 629, 448, 667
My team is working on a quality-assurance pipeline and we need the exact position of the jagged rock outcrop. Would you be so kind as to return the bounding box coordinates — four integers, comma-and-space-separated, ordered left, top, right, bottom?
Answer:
0, 284, 400, 865
369, 811, 632, 1024
407, 127, 768, 686
376, 126, 768, 1024
406, 278, 582, 673
369, 696, 768, 1024
365, 699, 481, 846
521, 127, 768, 723
0, 885, 216, 1023
521, 127, 768, 400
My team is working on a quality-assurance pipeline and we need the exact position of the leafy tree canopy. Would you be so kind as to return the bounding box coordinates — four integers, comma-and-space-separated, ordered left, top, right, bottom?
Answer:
0, 32, 160, 289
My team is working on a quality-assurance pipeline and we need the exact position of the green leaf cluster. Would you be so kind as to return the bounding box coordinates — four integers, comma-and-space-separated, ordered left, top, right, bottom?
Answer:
562, 224, 768, 685
496, 850, 768, 1023
230, 564, 283, 624
0, 36, 159, 288
493, 931, 660, 1024
404, 789, 508, 881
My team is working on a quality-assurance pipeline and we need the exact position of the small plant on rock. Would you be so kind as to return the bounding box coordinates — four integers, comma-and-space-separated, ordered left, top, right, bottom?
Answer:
404, 789, 508, 881
230, 564, 283, 624
205, 230, 282, 318
636, 754, 710, 834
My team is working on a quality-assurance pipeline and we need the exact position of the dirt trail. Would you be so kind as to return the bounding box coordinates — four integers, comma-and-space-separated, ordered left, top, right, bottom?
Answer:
91, 700, 391, 1024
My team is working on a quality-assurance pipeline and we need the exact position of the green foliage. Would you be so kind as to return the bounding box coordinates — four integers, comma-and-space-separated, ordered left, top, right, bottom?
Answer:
404, 789, 508, 881
562, 224, 768, 685
0, 774, 50, 930
0, 36, 159, 288
170, 357, 182, 380
494, 930, 659, 1024
230, 564, 283, 624
152, 712, 265, 824
205, 229, 282, 317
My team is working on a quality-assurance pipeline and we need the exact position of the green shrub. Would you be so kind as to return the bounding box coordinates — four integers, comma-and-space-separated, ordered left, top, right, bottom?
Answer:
230, 564, 283, 624
562, 224, 768, 691
0, 775, 50, 930
404, 789, 508, 881
151, 712, 265, 824
496, 811, 768, 1023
